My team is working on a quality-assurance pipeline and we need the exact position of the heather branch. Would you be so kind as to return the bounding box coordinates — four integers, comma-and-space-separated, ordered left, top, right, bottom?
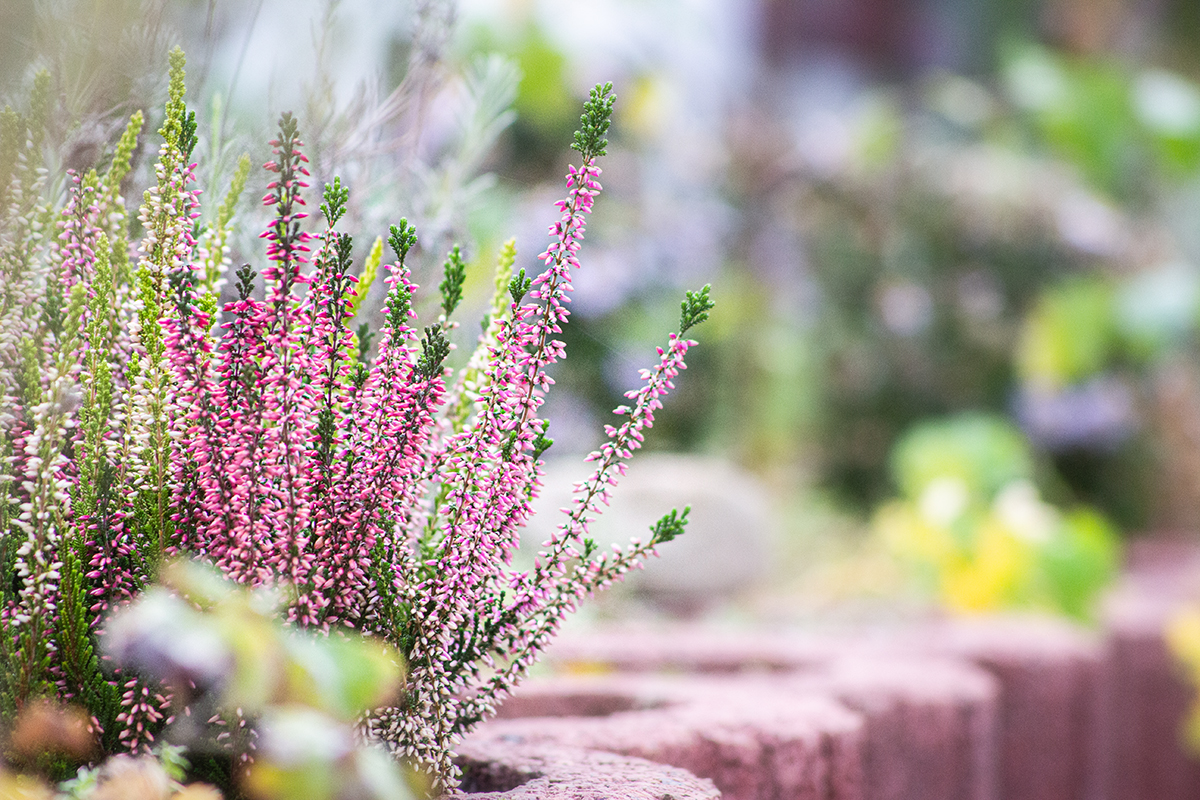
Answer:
10, 280, 87, 709
572, 82, 615, 161
444, 239, 517, 435
198, 152, 251, 297
100, 111, 144, 290
129, 46, 200, 561
464, 330, 700, 721
255, 112, 319, 614
105, 111, 144, 211
439, 244, 466, 320
680, 284, 714, 335
368, 95, 620, 782
511, 330, 696, 612
348, 234, 384, 319
75, 234, 116, 523
60, 238, 127, 737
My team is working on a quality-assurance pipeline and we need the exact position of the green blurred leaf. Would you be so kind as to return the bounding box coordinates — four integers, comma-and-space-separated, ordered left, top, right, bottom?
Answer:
218, 608, 285, 712
511, 27, 575, 133
853, 94, 903, 169
160, 559, 239, 610
354, 748, 421, 800
248, 707, 418, 800
1017, 277, 1115, 390
281, 634, 404, 721
1004, 45, 1138, 197
890, 412, 1035, 503
1037, 507, 1121, 620
1134, 70, 1200, 175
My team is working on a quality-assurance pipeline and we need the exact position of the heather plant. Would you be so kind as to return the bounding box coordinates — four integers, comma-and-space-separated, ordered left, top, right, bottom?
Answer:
0, 47, 712, 791
0, 67, 162, 756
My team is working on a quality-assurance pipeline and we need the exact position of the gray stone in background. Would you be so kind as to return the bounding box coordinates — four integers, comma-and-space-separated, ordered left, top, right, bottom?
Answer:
526, 454, 777, 614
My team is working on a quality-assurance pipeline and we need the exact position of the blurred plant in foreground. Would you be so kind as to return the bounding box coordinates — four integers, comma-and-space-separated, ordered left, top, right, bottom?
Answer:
100, 560, 416, 800
0, 561, 413, 800
875, 413, 1120, 619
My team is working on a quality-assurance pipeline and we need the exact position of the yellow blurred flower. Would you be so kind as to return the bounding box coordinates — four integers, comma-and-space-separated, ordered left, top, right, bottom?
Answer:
1167, 608, 1200, 752
877, 477, 1115, 619
941, 517, 1034, 612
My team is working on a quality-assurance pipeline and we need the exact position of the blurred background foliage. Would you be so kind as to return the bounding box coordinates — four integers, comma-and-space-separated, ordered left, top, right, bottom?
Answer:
876, 412, 1119, 620
9, 0, 1200, 620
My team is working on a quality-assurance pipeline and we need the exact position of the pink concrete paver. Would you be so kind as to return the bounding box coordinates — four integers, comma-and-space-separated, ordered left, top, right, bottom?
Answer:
484, 541, 1200, 800
1101, 540, 1200, 800
544, 616, 1107, 800
542, 627, 831, 674
786, 658, 999, 800
455, 740, 721, 800
474, 676, 865, 800
480, 659, 1001, 800
912, 617, 1109, 800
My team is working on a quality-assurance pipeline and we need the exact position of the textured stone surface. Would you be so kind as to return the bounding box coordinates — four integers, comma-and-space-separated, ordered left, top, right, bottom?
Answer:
541, 626, 833, 674
543, 617, 1107, 800
914, 617, 1109, 800
788, 658, 999, 800
1101, 540, 1200, 800
475, 675, 866, 800
483, 662, 1000, 800
455, 741, 721, 800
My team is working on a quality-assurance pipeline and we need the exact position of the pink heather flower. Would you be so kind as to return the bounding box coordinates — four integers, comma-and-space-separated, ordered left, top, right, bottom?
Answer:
8, 75, 707, 782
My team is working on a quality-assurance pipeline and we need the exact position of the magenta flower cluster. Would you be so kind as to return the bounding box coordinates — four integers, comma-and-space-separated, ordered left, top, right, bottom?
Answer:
0, 52, 711, 789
